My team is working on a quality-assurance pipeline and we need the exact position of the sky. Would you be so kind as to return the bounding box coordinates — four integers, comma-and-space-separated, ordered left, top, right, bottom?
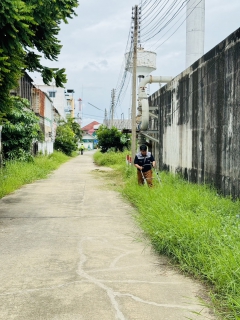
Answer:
34, 0, 240, 127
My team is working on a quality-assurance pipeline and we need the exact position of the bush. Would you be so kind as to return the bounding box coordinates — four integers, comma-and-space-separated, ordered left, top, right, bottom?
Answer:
97, 125, 130, 153
54, 123, 77, 156
2, 97, 41, 161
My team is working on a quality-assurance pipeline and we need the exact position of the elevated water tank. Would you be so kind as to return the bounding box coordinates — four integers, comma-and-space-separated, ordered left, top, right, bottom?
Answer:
125, 48, 157, 77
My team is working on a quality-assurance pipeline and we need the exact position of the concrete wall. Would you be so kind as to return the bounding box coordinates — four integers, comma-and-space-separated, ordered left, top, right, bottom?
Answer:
149, 28, 240, 197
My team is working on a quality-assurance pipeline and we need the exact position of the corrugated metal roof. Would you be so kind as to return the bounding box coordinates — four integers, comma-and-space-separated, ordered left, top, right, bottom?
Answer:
103, 119, 132, 130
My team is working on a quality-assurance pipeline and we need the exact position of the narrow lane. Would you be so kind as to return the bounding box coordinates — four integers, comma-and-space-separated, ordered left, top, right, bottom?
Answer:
0, 151, 215, 320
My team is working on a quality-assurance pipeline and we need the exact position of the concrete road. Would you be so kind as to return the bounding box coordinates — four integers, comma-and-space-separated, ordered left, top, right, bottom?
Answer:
0, 151, 216, 320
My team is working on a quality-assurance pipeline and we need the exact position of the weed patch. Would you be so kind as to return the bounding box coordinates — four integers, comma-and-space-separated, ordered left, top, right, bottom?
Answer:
0, 151, 71, 199
94, 150, 240, 319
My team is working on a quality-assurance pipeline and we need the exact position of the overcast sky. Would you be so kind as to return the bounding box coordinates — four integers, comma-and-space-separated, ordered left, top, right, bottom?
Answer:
36, 0, 240, 127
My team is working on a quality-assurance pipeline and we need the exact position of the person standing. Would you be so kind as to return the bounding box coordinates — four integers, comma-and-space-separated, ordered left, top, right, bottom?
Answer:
80, 144, 84, 155
134, 144, 156, 187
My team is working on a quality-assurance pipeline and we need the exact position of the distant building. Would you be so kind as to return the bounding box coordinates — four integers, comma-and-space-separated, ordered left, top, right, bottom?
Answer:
81, 121, 101, 135
33, 79, 67, 120
11, 72, 61, 155
80, 121, 101, 149
81, 133, 95, 150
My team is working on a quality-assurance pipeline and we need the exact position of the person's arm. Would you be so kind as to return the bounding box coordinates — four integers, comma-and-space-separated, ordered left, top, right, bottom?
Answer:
134, 163, 143, 170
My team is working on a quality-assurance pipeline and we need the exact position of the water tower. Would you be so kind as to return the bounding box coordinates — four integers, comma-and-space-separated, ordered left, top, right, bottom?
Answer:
125, 48, 157, 78
125, 48, 157, 138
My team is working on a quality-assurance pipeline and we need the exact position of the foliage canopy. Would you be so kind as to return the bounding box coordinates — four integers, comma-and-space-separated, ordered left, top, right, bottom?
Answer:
0, 0, 78, 112
97, 125, 130, 153
54, 118, 82, 156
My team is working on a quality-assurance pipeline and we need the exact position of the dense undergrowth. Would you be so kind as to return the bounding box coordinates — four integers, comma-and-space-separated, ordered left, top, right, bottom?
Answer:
94, 150, 240, 320
0, 151, 71, 199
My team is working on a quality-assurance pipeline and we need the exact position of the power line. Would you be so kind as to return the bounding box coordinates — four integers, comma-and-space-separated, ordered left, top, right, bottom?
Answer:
141, 0, 188, 41
141, 0, 170, 29
81, 113, 105, 119
133, 0, 200, 61
87, 102, 104, 111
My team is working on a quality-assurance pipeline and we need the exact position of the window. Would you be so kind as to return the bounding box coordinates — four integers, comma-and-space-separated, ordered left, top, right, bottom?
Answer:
48, 91, 56, 98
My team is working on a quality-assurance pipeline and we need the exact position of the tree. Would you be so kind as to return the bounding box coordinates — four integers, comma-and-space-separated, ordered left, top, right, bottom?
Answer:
97, 125, 130, 153
66, 118, 83, 143
2, 97, 41, 161
0, 0, 78, 113
54, 119, 81, 156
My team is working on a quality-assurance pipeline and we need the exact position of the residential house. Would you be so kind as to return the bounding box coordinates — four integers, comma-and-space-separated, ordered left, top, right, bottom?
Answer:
33, 79, 67, 120
81, 133, 95, 150
81, 121, 100, 135
32, 88, 58, 154
81, 121, 101, 149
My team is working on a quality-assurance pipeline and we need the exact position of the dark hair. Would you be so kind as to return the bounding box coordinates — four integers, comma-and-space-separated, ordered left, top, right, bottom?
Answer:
140, 144, 147, 151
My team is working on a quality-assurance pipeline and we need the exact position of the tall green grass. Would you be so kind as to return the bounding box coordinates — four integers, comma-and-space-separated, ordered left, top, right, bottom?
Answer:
93, 149, 129, 169
0, 151, 70, 199
94, 151, 240, 319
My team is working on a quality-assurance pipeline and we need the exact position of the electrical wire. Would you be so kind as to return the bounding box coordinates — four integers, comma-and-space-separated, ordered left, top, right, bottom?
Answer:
81, 113, 105, 119
141, 0, 179, 36
141, 0, 188, 41
134, 0, 201, 61
141, 0, 160, 18
141, 0, 170, 29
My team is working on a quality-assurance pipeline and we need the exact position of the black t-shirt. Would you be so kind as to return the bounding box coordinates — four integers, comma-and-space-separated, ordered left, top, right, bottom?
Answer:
134, 151, 155, 172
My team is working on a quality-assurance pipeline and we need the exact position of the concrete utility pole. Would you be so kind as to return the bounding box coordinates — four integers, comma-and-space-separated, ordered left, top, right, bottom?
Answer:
111, 89, 115, 128
131, 5, 138, 164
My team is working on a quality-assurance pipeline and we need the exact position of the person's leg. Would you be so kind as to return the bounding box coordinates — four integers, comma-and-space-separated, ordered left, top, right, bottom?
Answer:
144, 170, 153, 187
137, 170, 144, 185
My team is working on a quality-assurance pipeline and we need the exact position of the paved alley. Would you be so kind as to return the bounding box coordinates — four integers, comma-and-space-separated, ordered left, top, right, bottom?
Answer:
0, 151, 215, 320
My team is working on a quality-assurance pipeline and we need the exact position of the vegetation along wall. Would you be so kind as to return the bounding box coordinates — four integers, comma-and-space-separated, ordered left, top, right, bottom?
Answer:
149, 28, 240, 198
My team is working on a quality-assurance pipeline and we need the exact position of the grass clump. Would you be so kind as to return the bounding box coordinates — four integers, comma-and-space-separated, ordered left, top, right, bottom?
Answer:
0, 151, 70, 199
94, 150, 240, 319
94, 149, 129, 169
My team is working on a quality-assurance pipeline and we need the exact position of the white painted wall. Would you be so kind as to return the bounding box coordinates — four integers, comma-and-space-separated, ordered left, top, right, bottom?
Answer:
162, 77, 193, 172
43, 94, 54, 143
38, 142, 54, 155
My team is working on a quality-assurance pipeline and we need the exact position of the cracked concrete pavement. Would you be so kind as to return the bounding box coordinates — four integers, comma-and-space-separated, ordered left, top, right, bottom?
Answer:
0, 151, 216, 320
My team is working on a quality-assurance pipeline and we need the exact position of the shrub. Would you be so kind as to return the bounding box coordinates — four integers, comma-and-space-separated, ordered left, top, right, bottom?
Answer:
2, 97, 41, 161
97, 125, 130, 153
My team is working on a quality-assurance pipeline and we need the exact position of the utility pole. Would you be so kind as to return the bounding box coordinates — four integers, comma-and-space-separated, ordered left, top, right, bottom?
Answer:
111, 89, 115, 128
131, 5, 138, 164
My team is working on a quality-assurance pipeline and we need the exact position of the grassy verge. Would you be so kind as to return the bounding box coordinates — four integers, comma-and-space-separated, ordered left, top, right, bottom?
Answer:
0, 151, 71, 199
94, 150, 240, 320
